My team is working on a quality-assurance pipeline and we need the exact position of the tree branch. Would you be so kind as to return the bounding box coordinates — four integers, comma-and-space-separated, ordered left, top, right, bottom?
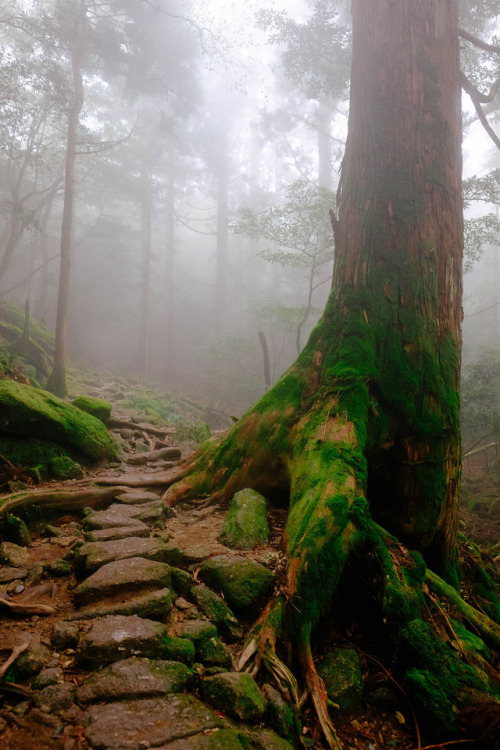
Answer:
459, 28, 500, 55
460, 72, 500, 150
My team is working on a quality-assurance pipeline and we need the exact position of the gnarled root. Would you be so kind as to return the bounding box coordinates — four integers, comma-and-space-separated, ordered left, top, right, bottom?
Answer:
297, 624, 342, 750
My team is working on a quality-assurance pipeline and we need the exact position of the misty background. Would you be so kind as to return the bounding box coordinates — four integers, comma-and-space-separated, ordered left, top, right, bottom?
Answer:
0, 0, 498, 417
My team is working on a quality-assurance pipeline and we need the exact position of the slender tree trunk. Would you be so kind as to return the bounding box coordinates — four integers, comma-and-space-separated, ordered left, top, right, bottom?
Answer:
164, 165, 177, 382
317, 98, 333, 189
138, 159, 152, 381
215, 138, 229, 338
46, 1, 87, 397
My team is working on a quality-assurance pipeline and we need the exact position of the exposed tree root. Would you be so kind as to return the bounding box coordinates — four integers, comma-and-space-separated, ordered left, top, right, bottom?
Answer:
425, 569, 500, 651
127, 446, 181, 465
0, 640, 30, 681
0, 596, 56, 617
106, 417, 175, 438
0, 485, 124, 519
98, 466, 187, 489
297, 624, 342, 750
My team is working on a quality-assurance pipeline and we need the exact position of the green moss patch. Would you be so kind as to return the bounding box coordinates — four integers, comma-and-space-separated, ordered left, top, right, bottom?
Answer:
218, 488, 270, 550
0, 379, 115, 462
71, 395, 112, 424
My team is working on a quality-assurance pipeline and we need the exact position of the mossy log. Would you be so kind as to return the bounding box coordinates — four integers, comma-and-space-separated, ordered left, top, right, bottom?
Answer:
163, 3, 500, 747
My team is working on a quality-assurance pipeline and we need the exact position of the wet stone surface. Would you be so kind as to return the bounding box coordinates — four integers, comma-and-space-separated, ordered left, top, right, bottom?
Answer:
77, 657, 192, 704
74, 556, 172, 606
76, 614, 169, 666
82, 695, 222, 750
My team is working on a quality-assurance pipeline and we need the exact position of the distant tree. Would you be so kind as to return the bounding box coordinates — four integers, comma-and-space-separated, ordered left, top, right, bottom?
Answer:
230, 180, 335, 354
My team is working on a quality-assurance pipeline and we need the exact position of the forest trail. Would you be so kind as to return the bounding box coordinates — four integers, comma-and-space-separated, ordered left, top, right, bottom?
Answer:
0, 409, 421, 750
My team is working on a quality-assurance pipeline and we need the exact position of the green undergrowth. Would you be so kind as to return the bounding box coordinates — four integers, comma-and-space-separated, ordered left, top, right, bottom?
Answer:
124, 390, 206, 425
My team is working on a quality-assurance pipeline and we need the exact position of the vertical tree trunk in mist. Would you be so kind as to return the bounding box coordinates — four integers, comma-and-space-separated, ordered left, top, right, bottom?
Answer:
215, 135, 229, 338
317, 98, 333, 189
138, 159, 152, 381
164, 166, 177, 382
47, 0, 87, 397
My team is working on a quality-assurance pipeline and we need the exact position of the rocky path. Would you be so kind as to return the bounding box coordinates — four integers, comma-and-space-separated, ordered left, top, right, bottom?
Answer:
0, 438, 296, 750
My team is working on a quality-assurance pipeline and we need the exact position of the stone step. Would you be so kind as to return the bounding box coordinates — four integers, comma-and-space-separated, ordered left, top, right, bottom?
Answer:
83, 695, 222, 750
114, 490, 161, 505
77, 657, 191, 704
77, 614, 169, 667
74, 537, 182, 572
71, 587, 173, 621
74, 556, 172, 606
82, 503, 164, 531
86, 524, 150, 542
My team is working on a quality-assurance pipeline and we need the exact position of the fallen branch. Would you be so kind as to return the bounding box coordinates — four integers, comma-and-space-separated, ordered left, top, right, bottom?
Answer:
0, 640, 30, 680
0, 596, 57, 617
463, 441, 496, 459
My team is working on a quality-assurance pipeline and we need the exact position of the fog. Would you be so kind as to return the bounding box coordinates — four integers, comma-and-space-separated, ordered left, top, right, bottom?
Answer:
0, 0, 498, 414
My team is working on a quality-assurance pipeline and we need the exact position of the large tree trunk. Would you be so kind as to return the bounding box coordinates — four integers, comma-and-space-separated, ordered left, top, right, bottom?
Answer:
165, 2, 498, 746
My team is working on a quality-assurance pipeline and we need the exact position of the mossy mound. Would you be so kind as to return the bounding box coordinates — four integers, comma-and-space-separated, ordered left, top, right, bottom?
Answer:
317, 648, 364, 713
72, 395, 112, 424
200, 672, 267, 721
218, 488, 269, 550
0, 380, 116, 470
199, 555, 274, 611
397, 619, 498, 732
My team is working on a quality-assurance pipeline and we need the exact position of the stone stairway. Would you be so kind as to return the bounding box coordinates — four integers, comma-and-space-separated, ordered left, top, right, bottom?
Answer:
0, 483, 294, 750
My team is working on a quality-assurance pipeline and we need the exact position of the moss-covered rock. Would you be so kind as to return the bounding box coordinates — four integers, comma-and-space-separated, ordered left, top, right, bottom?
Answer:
197, 636, 232, 669
10, 640, 51, 680
0, 380, 116, 462
71, 395, 112, 424
397, 619, 497, 732
199, 555, 274, 611
200, 672, 267, 721
218, 488, 269, 550
0, 541, 29, 567
159, 728, 251, 749
0, 514, 31, 545
44, 559, 72, 577
189, 584, 242, 641
317, 647, 364, 713
175, 620, 217, 644
161, 635, 196, 665
49, 455, 85, 479
263, 683, 295, 741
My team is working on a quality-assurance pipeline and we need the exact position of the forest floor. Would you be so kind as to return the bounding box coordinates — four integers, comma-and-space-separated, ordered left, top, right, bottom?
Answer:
0, 377, 499, 750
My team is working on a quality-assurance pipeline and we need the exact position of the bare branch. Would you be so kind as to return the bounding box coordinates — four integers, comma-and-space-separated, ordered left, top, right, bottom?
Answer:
460, 72, 500, 150
459, 28, 500, 55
